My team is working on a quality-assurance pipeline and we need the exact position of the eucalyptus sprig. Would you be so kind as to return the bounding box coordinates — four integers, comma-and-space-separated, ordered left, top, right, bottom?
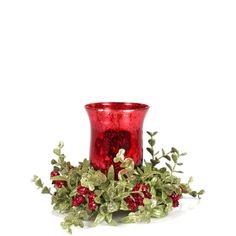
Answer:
32, 175, 52, 195
33, 132, 204, 233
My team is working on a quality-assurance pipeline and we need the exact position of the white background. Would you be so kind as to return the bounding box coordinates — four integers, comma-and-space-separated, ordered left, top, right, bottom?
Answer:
0, 0, 236, 235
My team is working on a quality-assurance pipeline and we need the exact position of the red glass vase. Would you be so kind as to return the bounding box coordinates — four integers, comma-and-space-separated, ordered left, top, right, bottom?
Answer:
85, 102, 149, 175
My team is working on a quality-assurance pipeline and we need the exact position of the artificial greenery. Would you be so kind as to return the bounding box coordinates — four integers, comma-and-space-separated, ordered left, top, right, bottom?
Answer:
33, 132, 204, 233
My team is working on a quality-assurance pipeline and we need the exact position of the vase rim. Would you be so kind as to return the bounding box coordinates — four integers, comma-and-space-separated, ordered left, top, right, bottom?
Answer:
85, 102, 149, 111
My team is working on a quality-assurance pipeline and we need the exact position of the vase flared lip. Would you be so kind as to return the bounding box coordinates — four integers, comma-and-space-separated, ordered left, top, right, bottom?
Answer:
85, 102, 149, 111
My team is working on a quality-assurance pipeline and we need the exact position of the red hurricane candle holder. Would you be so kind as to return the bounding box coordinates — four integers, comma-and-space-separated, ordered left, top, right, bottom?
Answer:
85, 102, 149, 175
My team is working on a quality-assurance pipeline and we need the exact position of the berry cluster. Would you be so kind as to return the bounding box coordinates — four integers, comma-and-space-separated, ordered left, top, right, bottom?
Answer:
72, 186, 97, 210
171, 193, 181, 208
50, 170, 66, 188
51, 170, 97, 210
124, 183, 152, 211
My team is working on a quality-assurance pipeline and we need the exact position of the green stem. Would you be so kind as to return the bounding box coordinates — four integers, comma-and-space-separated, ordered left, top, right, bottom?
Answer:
170, 162, 177, 185
158, 151, 171, 160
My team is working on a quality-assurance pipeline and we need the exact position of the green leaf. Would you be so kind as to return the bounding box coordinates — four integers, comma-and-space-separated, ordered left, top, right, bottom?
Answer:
108, 219, 117, 226
147, 131, 158, 137
57, 201, 71, 212
161, 148, 165, 156
151, 209, 166, 218
174, 170, 183, 174
150, 158, 160, 166
107, 186, 116, 200
159, 167, 167, 173
105, 213, 113, 224
117, 192, 131, 200
146, 147, 154, 156
180, 152, 187, 156
171, 153, 178, 163
99, 204, 108, 215
151, 176, 158, 185
198, 189, 205, 195
122, 213, 139, 223
120, 201, 128, 210
88, 182, 95, 191
107, 202, 119, 213
77, 220, 84, 228
143, 198, 151, 205
165, 163, 172, 172
69, 189, 77, 197
93, 213, 105, 227
41, 186, 51, 194
93, 171, 107, 185
171, 147, 179, 155
107, 165, 115, 181
117, 149, 125, 157
164, 155, 171, 161
161, 191, 167, 202
137, 167, 144, 175
188, 176, 193, 184
51, 159, 57, 165
33, 176, 43, 188
197, 189, 205, 198
190, 191, 197, 197
118, 169, 128, 181
94, 190, 103, 197
94, 196, 102, 204
148, 139, 155, 147
152, 131, 158, 136
121, 158, 134, 170
53, 148, 61, 156
113, 157, 121, 163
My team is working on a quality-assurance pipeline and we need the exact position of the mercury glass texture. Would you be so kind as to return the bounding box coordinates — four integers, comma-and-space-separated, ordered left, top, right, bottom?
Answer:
85, 102, 149, 175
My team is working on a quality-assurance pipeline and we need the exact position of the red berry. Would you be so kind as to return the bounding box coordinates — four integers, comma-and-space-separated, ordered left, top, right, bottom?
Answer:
76, 195, 85, 204
128, 202, 139, 211
143, 191, 152, 199
88, 201, 97, 210
77, 186, 89, 195
72, 195, 85, 207
141, 184, 149, 192
50, 170, 59, 177
133, 183, 141, 191
124, 196, 134, 203
172, 200, 179, 208
51, 170, 60, 185
171, 194, 181, 201
54, 180, 65, 188
72, 198, 79, 207
88, 191, 96, 200
134, 194, 144, 206
171, 194, 181, 208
